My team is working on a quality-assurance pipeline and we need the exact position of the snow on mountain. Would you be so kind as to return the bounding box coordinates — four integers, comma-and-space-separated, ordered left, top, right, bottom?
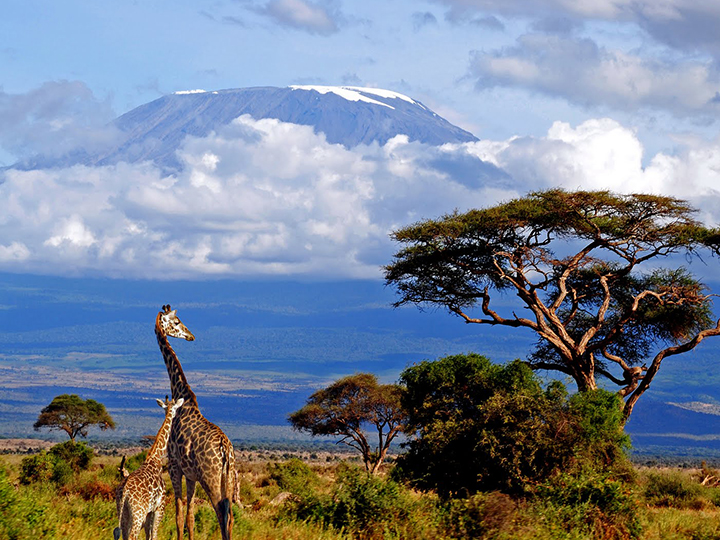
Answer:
289, 85, 423, 109
18, 86, 478, 171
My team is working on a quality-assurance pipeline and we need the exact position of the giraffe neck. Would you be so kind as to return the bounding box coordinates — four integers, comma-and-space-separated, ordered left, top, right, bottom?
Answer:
146, 408, 176, 462
155, 314, 198, 407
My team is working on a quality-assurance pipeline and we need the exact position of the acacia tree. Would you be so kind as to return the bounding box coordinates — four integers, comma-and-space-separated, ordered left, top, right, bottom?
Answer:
289, 373, 406, 474
33, 394, 115, 442
385, 189, 720, 421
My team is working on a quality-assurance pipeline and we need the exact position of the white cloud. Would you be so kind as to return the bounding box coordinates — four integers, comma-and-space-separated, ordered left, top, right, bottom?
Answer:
2, 113, 718, 280
462, 117, 720, 224
0, 116, 508, 279
0, 81, 119, 163
257, 0, 341, 35
470, 33, 720, 116
436, 0, 720, 55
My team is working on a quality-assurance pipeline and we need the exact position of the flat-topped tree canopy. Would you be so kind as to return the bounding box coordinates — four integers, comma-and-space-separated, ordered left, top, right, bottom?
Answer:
385, 189, 720, 421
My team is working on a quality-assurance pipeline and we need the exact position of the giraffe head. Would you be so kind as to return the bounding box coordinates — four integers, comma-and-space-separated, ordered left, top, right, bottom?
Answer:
158, 304, 195, 341
156, 395, 185, 415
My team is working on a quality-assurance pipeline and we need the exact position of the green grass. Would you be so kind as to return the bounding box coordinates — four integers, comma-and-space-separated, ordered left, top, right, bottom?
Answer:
4, 455, 720, 539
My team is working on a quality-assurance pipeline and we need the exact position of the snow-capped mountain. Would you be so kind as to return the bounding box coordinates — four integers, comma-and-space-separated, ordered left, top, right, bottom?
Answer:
17, 86, 478, 171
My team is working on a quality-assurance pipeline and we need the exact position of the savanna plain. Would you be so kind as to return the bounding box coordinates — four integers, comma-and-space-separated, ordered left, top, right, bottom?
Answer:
3, 439, 720, 540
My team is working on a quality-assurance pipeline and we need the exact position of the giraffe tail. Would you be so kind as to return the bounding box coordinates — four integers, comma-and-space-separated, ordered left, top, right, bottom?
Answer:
113, 527, 121, 540
218, 440, 234, 533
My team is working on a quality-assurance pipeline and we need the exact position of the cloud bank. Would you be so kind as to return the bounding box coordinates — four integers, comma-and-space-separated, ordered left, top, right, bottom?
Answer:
2, 113, 719, 280
470, 34, 720, 116
256, 0, 342, 35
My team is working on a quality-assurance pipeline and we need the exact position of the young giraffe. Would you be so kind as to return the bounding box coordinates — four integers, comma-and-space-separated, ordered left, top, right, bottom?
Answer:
155, 304, 237, 540
114, 396, 185, 540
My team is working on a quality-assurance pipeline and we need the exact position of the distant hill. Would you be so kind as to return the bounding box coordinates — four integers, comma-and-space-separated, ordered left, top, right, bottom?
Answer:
13, 86, 478, 171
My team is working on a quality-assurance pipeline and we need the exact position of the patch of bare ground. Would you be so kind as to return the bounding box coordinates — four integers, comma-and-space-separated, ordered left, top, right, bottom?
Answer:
0, 438, 54, 452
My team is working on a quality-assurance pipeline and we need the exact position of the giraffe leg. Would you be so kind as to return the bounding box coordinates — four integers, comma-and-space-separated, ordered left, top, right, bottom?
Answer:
143, 512, 153, 540
149, 496, 165, 540
185, 479, 197, 540
129, 514, 143, 540
169, 465, 185, 540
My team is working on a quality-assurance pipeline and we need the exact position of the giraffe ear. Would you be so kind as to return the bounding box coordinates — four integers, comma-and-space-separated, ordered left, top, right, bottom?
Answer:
156, 398, 165, 409
175, 397, 185, 409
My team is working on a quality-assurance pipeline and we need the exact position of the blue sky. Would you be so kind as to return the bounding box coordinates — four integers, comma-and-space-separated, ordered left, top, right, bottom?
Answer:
2, 0, 720, 279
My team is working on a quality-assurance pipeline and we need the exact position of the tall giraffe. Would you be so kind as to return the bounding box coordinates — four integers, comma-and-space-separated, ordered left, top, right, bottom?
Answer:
155, 304, 237, 540
114, 396, 185, 540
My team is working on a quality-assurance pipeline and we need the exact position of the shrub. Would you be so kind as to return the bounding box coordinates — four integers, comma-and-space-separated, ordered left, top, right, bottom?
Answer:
643, 470, 706, 509
19, 441, 94, 486
48, 440, 93, 472
330, 465, 412, 533
441, 492, 518, 539
268, 458, 318, 496
19, 452, 55, 485
75, 479, 115, 501
125, 450, 147, 473
282, 464, 414, 539
537, 471, 642, 539
396, 353, 631, 497
51, 458, 74, 486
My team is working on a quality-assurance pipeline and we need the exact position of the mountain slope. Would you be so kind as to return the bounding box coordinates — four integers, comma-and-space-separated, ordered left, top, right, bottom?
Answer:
74, 86, 478, 170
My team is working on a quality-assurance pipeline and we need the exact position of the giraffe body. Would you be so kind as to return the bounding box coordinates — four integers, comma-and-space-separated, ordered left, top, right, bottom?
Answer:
114, 397, 184, 540
155, 305, 237, 540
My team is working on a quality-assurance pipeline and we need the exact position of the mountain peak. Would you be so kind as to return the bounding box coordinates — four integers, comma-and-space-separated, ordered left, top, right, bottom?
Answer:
11, 85, 478, 171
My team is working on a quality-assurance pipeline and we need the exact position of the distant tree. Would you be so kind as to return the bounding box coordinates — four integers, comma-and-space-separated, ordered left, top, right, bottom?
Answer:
385, 189, 720, 420
33, 394, 115, 442
289, 373, 406, 474
396, 353, 630, 498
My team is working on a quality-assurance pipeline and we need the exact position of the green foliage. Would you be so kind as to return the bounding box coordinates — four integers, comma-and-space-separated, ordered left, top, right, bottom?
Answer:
19, 452, 55, 485
396, 353, 630, 498
268, 458, 319, 497
537, 471, 642, 539
385, 189, 720, 415
440, 492, 519, 539
282, 464, 414, 538
642, 470, 707, 509
329, 465, 412, 533
19, 441, 94, 486
33, 394, 115, 442
125, 450, 147, 472
48, 441, 93, 472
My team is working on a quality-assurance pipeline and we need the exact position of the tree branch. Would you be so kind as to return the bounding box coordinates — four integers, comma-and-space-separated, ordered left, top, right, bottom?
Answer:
623, 319, 720, 420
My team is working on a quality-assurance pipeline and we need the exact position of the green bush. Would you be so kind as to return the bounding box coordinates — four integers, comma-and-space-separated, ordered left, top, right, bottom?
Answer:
0, 462, 56, 538
268, 458, 318, 496
441, 491, 518, 539
283, 464, 414, 538
330, 465, 412, 532
396, 353, 631, 497
125, 450, 147, 473
19, 441, 94, 486
19, 452, 55, 485
643, 470, 706, 509
537, 471, 642, 539
48, 440, 93, 472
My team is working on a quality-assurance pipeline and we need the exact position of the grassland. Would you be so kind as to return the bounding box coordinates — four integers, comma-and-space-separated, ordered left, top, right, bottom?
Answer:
4, 444, 720, 540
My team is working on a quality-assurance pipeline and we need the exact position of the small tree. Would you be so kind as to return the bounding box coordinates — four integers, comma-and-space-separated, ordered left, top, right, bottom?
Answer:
386, 189, 720, 420
289, 373, 406, 474
33, 394, 115, 442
